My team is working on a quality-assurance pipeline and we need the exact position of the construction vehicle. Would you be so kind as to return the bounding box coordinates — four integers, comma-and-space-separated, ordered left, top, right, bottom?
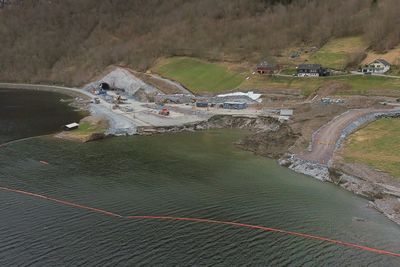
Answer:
159, 107, 170, 116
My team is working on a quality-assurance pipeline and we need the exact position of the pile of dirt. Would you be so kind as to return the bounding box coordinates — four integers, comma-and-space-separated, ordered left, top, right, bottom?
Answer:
132, 71, 183, 94
307, 81, 350, 101
236, 124, 298, 159
83, 67, 160, 98
133, 88, 157, 102
196, 115, 281, 131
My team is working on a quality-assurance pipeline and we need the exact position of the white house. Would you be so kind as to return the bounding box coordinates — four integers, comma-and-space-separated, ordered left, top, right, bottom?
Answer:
361, 59, 391, 74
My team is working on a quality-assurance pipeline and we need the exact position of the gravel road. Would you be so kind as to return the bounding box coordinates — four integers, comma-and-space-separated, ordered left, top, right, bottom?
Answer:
298, 108, 400, 165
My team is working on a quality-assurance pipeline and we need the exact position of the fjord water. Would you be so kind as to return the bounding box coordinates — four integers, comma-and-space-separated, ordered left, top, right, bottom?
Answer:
1, 90, 400, 266
0, 88, 83, 144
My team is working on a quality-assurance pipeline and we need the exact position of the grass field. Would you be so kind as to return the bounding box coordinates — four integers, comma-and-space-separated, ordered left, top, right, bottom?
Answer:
152, 56, 400, 96
152, 57, 245, 93
77, 122, 105, 134
240, 75, 323, 96
310, 37, 367, 70
342, 118, 400, 178
333, 75, 400, 96
240, 74, 400, 97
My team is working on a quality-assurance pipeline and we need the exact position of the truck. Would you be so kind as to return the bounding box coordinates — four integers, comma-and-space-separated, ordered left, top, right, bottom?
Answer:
159, 107, 170, 116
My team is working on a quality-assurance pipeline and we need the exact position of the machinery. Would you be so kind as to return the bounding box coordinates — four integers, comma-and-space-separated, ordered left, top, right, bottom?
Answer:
159, 107, 170, 116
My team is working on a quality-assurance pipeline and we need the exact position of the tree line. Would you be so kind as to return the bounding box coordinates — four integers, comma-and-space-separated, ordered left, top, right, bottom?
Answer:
0, 0, 398, 85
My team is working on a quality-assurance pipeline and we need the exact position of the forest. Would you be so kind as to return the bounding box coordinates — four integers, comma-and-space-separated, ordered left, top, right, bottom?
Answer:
0, 0, 399, 85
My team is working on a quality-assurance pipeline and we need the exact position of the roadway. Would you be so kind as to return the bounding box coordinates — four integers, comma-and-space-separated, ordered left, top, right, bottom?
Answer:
298, 107, 400, 165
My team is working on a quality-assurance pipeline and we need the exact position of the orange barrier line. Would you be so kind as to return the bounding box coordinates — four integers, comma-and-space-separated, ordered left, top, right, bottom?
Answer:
0, 186, 122, 218
127, 216, 400, 258
1, 186, 400, 258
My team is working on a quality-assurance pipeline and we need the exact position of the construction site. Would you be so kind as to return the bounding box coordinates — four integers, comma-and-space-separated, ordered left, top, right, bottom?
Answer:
2, 64, 400, 225
78, 67, 297, 136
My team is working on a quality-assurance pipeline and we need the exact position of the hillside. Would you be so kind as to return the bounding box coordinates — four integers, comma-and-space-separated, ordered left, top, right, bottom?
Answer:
0, 0, 399, 86
152, 58, 246, 94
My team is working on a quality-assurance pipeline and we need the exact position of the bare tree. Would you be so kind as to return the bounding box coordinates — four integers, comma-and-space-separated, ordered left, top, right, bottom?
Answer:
0, 0, 398, 85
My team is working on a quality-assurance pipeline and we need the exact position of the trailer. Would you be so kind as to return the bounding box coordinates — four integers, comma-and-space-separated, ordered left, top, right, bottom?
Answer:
63, 122, 79, 131
196, 102, 209, 108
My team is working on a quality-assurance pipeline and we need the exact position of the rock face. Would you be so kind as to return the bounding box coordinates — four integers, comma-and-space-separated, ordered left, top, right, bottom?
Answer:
195, 115, 280, 131
236, 124, 298, 159
138, 115, 283, 133
282, 156, 331, 181
83, 67, 160, 97
279, 154, 400, 225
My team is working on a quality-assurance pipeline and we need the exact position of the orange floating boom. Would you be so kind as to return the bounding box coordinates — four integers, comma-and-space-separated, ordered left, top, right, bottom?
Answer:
1, 185, 399, 258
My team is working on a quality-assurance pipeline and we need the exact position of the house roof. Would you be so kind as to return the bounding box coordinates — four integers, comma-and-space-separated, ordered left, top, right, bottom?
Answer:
297, 64, 322, 70
373, 58, 391, 66
257, 61, 276, 68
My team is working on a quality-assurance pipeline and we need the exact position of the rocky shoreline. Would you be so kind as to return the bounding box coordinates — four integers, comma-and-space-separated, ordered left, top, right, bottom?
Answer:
280, 155, 400, 225
135, 113, 400, 226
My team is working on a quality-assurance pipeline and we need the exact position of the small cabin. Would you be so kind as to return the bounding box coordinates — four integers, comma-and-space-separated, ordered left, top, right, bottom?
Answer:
256, 61, 278, 74
297, 64, 329, 77
361, 59, 391, 74
63, 122, 79, 131
223, 102, 247, 110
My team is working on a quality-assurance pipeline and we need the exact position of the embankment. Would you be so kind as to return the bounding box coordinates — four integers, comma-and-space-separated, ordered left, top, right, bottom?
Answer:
282, 109, 400, 225
138, 115, 298, 159
54, 116, 108, 143
282, 155, 400, 225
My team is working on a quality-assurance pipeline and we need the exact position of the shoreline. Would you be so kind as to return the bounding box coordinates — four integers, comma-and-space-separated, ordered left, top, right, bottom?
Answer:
282, 155, 400, 226
2, 82, 400, 226
0, 83, 143, 136
282, 108, 400, 226
0, 83, 93, 100
137, 108, 400, 226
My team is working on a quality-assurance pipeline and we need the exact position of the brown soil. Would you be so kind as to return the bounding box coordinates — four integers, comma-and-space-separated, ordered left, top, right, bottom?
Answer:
306, 81, 350, 101
236, 124, 298, 159
131, 71, 182, 94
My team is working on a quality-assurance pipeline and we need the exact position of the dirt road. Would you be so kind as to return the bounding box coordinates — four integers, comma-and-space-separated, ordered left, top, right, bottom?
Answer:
146, 73, 193, 95
298, 108, 399, 165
